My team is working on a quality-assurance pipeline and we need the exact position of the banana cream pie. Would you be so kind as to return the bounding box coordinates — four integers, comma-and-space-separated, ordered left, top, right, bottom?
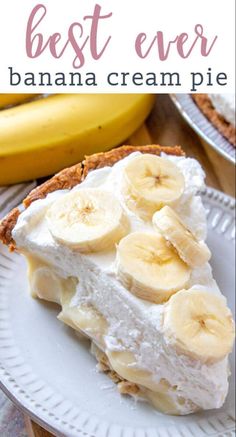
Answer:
0, 145, 235, 415
192, 94, 236, 146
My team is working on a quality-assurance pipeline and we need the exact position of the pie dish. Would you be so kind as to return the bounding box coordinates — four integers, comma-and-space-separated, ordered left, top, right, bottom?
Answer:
0, 145, 235, 416
171, 94, 235, 164
192, 94, 236, 146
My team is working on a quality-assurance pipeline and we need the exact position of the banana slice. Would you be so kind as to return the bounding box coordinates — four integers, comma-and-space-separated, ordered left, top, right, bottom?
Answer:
153, 206, 211, 267
106, 349, 196, 414
107, 350, 158, 391
107, 350, 171, 393
27, 255, 77, 305
46, 188, 129, 252
107, 350, 194, 414
58, 304, 108, 345
59, 286, 108, 345
116, 232, 191, 304
163, 289, 235, 364
142, 386, 194, 415
122, 154, 185, 220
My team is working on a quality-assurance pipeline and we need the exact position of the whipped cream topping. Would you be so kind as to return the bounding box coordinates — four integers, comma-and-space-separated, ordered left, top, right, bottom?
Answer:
208, 93, 235, 126
12, 152, 229, 413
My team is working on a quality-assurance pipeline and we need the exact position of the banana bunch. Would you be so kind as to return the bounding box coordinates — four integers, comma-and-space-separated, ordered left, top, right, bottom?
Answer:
0, 94, 155, 185
0, 93, 39, 109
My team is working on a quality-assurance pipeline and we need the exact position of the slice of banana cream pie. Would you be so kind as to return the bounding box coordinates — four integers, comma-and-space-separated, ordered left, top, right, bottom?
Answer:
0, 145, 235, 415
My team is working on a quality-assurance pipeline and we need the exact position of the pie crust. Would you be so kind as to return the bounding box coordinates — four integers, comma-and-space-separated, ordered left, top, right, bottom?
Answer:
192, 94, 236, 146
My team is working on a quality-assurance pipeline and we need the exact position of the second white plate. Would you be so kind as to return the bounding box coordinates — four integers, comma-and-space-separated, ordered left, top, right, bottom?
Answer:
171, 94, 235, 164
0, 187, 235, 437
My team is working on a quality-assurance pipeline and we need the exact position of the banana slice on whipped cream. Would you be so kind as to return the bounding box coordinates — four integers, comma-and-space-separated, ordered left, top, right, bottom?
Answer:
122, 154, 185, 220
163, 289, 235, 364
46, 188, 129, 252
116, 231, 190, 303
153, 206, 211, 267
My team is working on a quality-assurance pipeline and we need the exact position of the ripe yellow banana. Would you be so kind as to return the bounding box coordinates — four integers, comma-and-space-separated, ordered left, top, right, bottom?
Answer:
0, 94, 155, 185
0, 93, 38, 109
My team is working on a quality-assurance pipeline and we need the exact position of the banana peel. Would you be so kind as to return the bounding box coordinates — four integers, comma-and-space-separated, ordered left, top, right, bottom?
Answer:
0, 94, 155, 185
0, 94, 39, 109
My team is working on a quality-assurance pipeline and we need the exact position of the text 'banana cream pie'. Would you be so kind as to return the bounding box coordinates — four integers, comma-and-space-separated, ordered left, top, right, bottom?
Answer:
0, 145, 235, 416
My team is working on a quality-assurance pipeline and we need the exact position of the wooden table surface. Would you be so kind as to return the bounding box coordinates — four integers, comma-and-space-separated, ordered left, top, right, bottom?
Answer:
146, 95, 235, 197
19, 94, 235, 436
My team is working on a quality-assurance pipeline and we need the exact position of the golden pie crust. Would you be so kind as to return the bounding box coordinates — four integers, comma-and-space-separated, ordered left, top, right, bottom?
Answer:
192, 94, 236, 146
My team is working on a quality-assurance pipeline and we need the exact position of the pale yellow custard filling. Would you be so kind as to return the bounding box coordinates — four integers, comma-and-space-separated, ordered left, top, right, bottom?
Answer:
26, 254, 197, 415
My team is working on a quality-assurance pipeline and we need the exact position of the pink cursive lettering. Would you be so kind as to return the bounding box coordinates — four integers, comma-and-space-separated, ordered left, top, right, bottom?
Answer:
135, 24, 217, 60
26, 3, 112, 68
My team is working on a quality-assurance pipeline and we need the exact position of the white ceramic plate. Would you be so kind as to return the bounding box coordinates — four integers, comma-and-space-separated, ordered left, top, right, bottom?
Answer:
171, 94, 235, 164
0, 187, 235, 437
